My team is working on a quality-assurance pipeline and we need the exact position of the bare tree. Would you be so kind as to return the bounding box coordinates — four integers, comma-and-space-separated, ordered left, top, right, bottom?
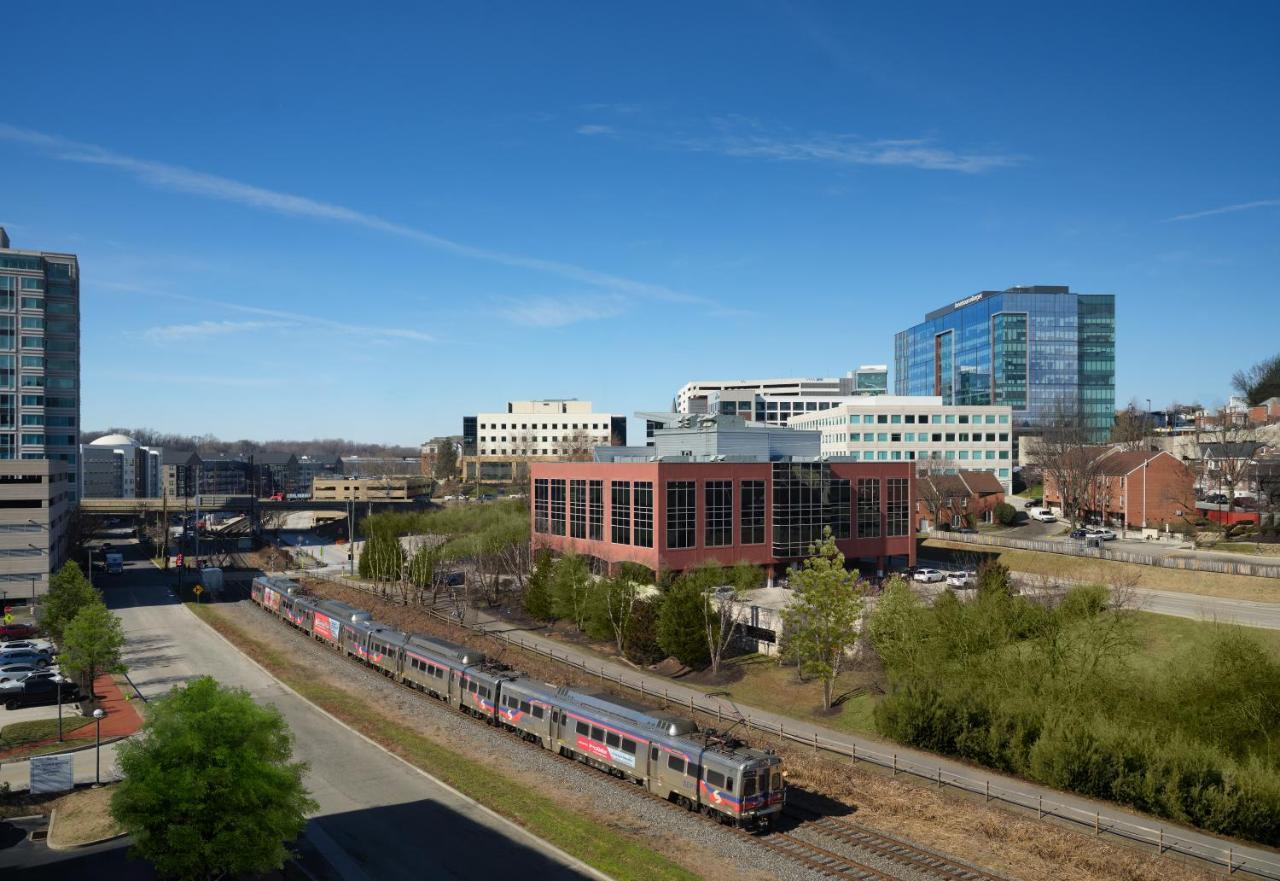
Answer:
1034, 399, 1107, 527
1110, 399, 1153, 451
563, 428, 596, 462
1199, 408, 1260, 517
699, 562, 758, 675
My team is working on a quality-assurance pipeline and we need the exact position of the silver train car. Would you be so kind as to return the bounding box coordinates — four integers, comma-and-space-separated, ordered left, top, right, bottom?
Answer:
250, 576, 785, 829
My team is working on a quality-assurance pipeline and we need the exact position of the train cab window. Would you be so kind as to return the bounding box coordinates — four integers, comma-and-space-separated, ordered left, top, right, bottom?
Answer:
520, 701, 532, 715
590, 726, 604, 742
532, 705, 545, 719
576, 721, 589, 736
705, 769, 726, 788
480, 687, 491, 699
667, 755, 686, 774
743, 775, 758, 797
771, 772, 782, 790
725, 776, 733, 792
621, 738, 636, 755
605, 732, 620, 748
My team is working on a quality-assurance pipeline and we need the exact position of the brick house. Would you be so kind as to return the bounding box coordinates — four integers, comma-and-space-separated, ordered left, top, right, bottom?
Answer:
1043, 448, 1194, 528
915, 470, 1007, 532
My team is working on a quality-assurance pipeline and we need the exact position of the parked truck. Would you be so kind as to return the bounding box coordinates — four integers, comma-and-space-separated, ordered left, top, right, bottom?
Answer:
105, 552, 124, 575
198, 567, 224, 596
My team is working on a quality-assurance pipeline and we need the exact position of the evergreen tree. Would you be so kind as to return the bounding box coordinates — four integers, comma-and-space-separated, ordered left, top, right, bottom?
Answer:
549, 554, 591, 629
656, 575, 711, 667
523, 550, 555, 621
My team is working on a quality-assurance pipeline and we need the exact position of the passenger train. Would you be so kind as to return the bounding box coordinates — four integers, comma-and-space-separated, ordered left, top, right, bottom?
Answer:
251, 575, 786, 829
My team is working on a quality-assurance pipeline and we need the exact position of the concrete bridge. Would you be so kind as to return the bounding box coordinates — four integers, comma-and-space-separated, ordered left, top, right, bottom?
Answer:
79, 496, 432, 516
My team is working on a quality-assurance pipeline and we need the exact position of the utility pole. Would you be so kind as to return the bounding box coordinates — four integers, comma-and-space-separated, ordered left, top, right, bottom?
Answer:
194, 464, 201, 569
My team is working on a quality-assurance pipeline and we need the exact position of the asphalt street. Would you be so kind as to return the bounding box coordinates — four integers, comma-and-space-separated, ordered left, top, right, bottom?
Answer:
3, 553, 603, 881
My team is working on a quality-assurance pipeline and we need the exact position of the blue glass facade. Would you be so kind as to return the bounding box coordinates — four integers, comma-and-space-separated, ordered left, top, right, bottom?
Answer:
894, 286, 1115, 441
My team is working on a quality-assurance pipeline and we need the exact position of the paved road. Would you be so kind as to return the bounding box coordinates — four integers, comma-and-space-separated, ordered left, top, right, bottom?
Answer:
4, 554, 603, 881
1124, 587, 1280, 629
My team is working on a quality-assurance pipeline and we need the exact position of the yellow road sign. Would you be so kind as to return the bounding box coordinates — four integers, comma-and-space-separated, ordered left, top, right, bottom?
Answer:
2, 613, 12, 625
193, 585, 203, 595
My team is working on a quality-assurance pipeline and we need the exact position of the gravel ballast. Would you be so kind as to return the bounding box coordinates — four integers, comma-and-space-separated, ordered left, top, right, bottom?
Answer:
215, 599, 856, 881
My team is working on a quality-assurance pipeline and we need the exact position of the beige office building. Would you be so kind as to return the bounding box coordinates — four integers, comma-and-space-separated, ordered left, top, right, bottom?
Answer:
789, 396, 1015, 492
461, 400, 627, 483
0, 460, 73, 600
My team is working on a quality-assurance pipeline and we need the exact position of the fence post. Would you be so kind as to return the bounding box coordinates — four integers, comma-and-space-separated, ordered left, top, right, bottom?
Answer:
689, 694, 695, 712
850, 742, 855, 760
716, 704, 721, 724
984, 780, 989, 803
937, 767, 942, 787
892, 754, 897, 776
813, 731, 818, 753
1094, 812, 1099, 836
663, 687, 669, 706
1228, 847, 1234, 874
1037, 795, 1042, 819
1158, 828, 1163, 855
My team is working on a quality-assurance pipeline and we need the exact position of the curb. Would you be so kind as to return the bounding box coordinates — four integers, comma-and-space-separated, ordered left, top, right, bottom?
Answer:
184, 603, 615, 881
45, 803, 129, 851
0, 733, 131, 764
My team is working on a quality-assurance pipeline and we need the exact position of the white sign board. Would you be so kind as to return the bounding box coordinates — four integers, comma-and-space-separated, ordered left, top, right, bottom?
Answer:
30, 753, 75, 794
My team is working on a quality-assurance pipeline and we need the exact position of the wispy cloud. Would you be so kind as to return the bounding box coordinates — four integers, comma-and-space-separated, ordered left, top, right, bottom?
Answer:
497, 295, 624, 328
104, 370, 289, 389
105, 281, 436, 343
143, 319, 288, 344
572, 114, 1021, 174
1162, 199, 1280, 223
0, 123, 706, 307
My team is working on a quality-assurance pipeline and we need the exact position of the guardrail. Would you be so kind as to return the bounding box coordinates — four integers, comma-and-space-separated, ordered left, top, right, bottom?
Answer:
297, 568, 1280, 880
928, 531, 1280, 579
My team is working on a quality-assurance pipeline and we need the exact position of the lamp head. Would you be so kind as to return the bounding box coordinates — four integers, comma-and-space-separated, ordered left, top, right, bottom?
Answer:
93, 708, 105, 719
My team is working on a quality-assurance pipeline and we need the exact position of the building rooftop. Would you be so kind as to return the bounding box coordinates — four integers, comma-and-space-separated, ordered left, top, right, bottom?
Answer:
89, 433, 138, 447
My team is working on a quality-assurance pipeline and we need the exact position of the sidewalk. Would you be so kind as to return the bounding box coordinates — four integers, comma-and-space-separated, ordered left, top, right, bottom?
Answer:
0, 674, 143, 767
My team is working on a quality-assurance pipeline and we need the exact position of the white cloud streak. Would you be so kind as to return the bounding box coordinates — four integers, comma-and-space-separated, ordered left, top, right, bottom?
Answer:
0, 123, 705, 306
143, 319, 288, 344
105, 281, 436, 343
498, 296, 624, 328
1162, 199, 1280, 223
572, 114, 1021, 174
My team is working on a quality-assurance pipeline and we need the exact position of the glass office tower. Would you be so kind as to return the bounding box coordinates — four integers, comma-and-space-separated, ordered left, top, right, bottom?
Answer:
894, 286, 1114, 441
0, 228, 81, 491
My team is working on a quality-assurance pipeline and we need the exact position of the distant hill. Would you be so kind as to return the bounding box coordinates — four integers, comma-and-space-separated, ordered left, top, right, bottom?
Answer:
80, 428, 418, 459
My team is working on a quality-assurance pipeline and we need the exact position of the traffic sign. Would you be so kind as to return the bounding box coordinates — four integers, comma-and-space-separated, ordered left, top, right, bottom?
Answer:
176, 553, 185, 567
193, 585, 203, 595
3, 613, 12, 625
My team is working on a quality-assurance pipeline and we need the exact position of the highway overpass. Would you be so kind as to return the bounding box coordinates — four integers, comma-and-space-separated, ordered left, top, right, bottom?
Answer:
79, 496, 433, 515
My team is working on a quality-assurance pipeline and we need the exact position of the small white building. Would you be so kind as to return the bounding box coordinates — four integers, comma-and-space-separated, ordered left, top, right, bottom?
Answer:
789, 396, 1015, 492
79, 433, 162, 499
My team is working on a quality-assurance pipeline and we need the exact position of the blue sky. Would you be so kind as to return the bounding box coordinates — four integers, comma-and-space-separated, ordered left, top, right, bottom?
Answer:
2, 2, 1277, 444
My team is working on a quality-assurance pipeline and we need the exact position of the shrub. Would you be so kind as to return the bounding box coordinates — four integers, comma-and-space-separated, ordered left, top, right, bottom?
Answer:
993, 501, 1017, 526
522, 550, 555, 621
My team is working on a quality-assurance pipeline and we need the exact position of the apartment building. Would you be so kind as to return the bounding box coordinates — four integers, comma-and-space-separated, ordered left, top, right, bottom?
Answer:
79, 433, 162, 498
672, 366, 888, 423
0, 460, 73, 599
311, 475, 432, 501
461, 399, 626, 483
0, 228, 80, 494
789, 396, 1015, 492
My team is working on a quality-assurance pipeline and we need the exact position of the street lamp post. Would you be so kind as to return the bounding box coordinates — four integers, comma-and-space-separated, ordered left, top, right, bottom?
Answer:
57, 674, 64, 741
92, 707, 106, 786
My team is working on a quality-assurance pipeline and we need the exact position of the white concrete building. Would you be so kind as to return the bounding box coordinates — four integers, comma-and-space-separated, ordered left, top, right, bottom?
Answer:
462, 400, 626, 482
789, 396, 1015, 492
673, 366, 888, 424
0, 459, 72, 599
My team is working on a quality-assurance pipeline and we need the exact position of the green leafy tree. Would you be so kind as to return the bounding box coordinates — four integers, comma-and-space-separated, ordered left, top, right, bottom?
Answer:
976, 559, 1013, 596
111, 677, 317, 881
523, 549, 556, 621
58, 601, 127, 701
656, 574, 711, 668
994, 501, 1017, 526
624, 598, 665, 665
549, 553, 591, 629
41, 561, 101, 644
780, 531, 864, 709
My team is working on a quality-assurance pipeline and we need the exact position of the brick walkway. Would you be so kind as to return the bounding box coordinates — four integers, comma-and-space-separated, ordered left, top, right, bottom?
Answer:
0, 673, 144, 760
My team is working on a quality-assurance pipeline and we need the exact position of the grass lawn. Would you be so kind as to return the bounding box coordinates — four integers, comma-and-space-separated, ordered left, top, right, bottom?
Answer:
682, 654, 880, 738
0, 717, 96, 759
923, 537, 1280, 602
1203, 541, 1280, 557
1126, 611, 1280, 675
188, 603, 702, 881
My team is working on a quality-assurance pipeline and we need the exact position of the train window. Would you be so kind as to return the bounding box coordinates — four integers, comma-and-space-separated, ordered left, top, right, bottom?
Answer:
434, 667, 444, 679
705, 769, 726, 788
605, 732, 620, 748
590, 726, 604, 742
576, 721, 589, 736
651, 746, 659, 762
667, 755, 686, 774
468, 681, 477, 694
480, 687, 490, 699
621, 738, 636, 754
771, 772, 782, 790
519, 701, 531, 715
725, 776, 734, 792
532, 705, 544, 719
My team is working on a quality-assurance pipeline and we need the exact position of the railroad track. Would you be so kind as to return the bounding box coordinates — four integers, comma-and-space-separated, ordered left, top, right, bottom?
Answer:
786, 801, 1009, 881
251, 596, 1003, 881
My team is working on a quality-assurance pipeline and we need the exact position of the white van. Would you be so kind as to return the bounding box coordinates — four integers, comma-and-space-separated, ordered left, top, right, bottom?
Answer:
1029, 508, 1057, 523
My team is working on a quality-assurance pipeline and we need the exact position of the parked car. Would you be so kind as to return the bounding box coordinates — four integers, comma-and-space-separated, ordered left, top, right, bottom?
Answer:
946, 570, 976, 588
0, 650, 51, 668
0, 640, 53, 654
912, 568, 946, 583
0, 663, 44, 684
1088, 527, 1118, 541
0, 669, 64, 689
0, 623, 38, 641
1024, 499, 1043, 509
1029, 509, 1057, 523
1069, 528, 1091, 540
952, 526, 978, 534
3, 676, 79, 710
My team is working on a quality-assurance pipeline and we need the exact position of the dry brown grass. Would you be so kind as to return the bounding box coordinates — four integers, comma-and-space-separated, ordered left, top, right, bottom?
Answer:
923, 539, 1280, 603
48, 785, 124, 848
297, 579, 1222, 881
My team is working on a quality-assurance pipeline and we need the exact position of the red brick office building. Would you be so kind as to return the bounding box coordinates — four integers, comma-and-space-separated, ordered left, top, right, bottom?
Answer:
529, 460, 915, 579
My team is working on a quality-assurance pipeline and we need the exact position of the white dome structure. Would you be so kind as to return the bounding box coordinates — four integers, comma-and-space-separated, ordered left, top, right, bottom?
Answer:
90, 433, 139, 447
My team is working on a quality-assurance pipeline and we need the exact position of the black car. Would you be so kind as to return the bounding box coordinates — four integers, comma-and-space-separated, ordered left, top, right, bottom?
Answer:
1024, 499, 1043, 509
1069, 528, 1091, 540
3, 676, 79, 710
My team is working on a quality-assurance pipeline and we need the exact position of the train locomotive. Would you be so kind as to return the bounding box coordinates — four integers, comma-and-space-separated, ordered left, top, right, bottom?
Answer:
250, 576, 785, 829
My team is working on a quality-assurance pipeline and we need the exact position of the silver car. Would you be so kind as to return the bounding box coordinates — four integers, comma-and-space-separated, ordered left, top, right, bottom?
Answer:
0, 650, 51, 668
946, 570, 976, 588
0, 669, 64, 689
912, 568, 946, 583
